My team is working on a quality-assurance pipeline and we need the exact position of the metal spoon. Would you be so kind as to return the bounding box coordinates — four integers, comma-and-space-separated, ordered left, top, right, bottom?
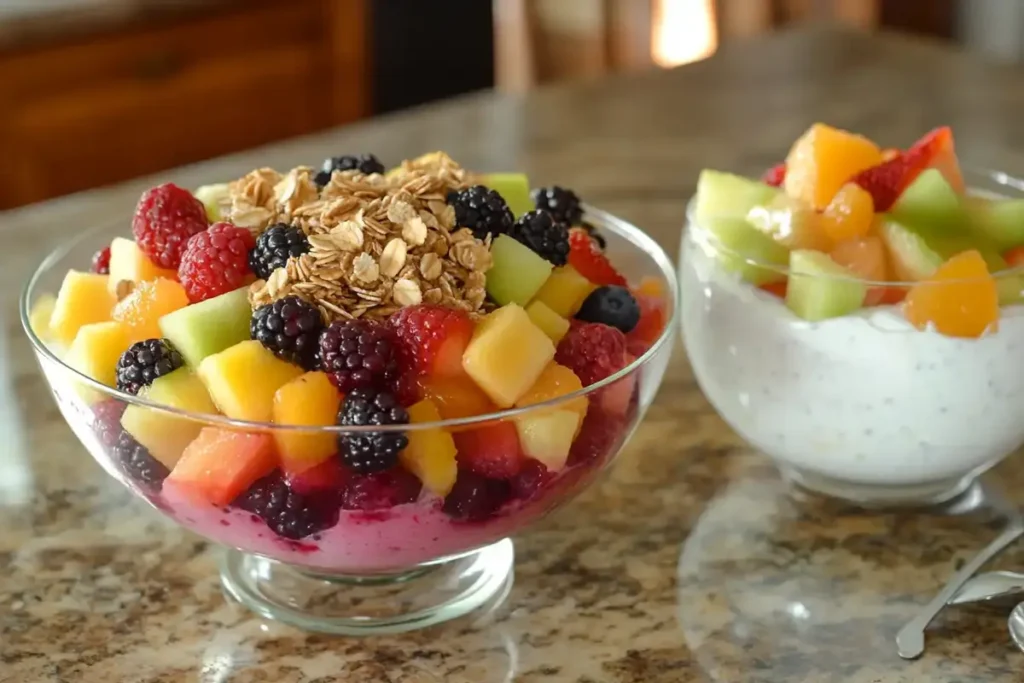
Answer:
1008, 603, 1024, 651
947, 570, 1024, 606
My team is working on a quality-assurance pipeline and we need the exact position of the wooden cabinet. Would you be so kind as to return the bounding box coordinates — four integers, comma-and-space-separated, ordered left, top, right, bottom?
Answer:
0, 0, 368, 209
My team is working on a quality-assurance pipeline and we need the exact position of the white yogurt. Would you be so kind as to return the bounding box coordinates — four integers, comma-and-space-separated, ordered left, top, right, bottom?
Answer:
679, 229, 1024, 493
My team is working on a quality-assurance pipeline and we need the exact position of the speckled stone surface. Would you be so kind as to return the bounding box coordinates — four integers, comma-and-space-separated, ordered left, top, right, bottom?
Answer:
5, 25, 1024, 682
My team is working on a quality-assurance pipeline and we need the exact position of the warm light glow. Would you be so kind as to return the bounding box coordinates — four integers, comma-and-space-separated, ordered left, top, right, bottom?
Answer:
651, 0, 718, 67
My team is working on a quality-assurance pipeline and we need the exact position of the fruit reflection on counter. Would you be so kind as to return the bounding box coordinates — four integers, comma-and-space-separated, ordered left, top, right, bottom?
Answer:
693, 124, 1023, 338
29, 152, 667, 559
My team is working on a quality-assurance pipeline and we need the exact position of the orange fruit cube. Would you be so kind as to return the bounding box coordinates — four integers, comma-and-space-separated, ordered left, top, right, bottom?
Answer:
272, 372, 343, 474
112, 278, 189, 344
168, 428, 277, 506
821, 183, 875, 243
904, 250, 999, 338
784, 123, 883, 210
401, 399, 458, 496
829, 236, 890, 306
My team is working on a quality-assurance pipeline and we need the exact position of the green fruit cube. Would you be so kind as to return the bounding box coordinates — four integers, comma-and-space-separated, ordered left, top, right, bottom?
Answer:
694, 169, 779, 225
889, 168, 964, 235
878, 220, 943, 281
785, 250, 866, 322
701, 216, 789, 285
486, 234, 554, 306
482, 173, 533, 218
159, 287, 252, 368
967, 197, 1024, 251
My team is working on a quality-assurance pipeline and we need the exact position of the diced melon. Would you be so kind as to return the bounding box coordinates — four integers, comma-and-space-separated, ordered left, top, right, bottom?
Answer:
532, 264, 596, 318
65, 321, 130, 388
158, 287, 252, 368
482, 173, 533, 218
784, 123, 883, 210
889, 168, 964, 235
694, 169, 780, 225
193, 183, 231, 223
486, 234, 554, 306
784, 250, 867, 322
28, 294, 57, 342
107, 238, 178, 295
49, 271, 117, 345
198, 340, 304, 421
746, 193, 831, 250
462, 304, 555, 408
526, 300, 570, 343
401, 399, 458, 496
112, 278, 190, 344
120, 368, 219, 468
701, 217, 789, 285
967, 197, 1024, 252
272, 371, 342, 474
168, 428, 277, 506
513, 363, 587, 471
878, 220, 944, 281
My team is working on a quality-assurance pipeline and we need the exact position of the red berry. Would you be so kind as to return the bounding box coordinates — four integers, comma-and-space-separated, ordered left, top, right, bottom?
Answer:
555, 321, 628, 387
132, 183, 209, 269
850, 127, 954, 212
568, 408, 625, 467
762, 163, 786, 187
389, 305, 475, 378
91, 247, 111, 275
568, 228, 626, 286
442, 470, 511, 521
178, 223, 256, 302
453, 421, 525, 479
510, 459, 553, 500
286, 457, 347, 494
626, 292, 666, 353
340, 468, 422, 511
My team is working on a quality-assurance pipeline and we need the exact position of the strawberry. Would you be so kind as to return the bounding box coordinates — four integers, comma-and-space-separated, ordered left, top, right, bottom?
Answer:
453, 422, 525, 479
626, 291, 666, 354
389, 305, 475, 378
568, 228, 626, 286
762, 163, 786, 187
850, 127, 960, 211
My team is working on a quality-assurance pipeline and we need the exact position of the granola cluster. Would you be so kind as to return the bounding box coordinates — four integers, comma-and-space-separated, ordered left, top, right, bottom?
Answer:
218, 153, 494, 322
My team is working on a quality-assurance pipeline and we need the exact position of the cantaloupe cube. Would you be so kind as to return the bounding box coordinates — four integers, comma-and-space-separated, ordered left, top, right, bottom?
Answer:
107, 238, 178, 295
49, 271, 117, 345
532, 265, 596, 318
198, 340, 305, 421
401, 399, 458, 496
65, 321, 130, 388
168, 428, 277, 506
784, 123, 883, 210
525, 300, 570, 343
273, 371, 342, 474
513, 363, 587, 470
28, 294, 57, 342
112, 278, 190, 344
120, 368, 219, 468
462, 304, 555, 408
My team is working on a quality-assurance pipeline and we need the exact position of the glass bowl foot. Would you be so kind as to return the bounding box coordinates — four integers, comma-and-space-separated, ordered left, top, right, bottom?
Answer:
779, 464, 978, 509
220, 538, 514, 635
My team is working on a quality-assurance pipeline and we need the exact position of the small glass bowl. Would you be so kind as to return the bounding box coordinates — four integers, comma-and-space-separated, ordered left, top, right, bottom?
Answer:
21, 206, 678, 634
679, 168, 1024, 507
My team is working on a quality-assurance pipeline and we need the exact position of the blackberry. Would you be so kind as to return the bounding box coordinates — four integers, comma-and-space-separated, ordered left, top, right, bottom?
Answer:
112, 430, 169, 489
337, 388, 409, 473
508, 210, 570, 266
234, 471, 339, 540
251, 296, 324, 369
317, 319, 399, 392
314, 154, 386, 186
532, 186, 583, 225
442, 471, 511, 521
92, 400, 127, 449
447, 185, 514, 240
115, 339, 184, 395
575, 285, 641, 333
249, 224, 310, 280
340, 469, 422, 511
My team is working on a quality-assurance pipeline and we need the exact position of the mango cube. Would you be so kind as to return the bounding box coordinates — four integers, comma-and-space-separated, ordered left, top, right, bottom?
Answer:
49, 271, 116, 345
273, 371, 342, 474
65, 321, 130, 388
112, 278, 190, 344
784, 123, 883, 210
198, 340, 304, 421
462, 304, 555, 408
401, 399, 458, 496
533, 265, 596, 318
526, 300, 570, 343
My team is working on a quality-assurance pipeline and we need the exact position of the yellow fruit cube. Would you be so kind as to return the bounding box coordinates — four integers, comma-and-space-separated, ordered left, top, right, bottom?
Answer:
49, 271, 116, 345
525, 300, 570, 343
514, 363, 587, 470
28, 294, 57, 342
532, 265, 596, 318
120, 368, 218, 468
784, 123, 883, 210
273, 371, 342, 473
462, 304, 555, 408
401, 399, 458, 496
112, 278, 190, 344
198, 340, 304, 421
65, 321, 130, 388
107, 238, 178, 295
515, 363, 587, 416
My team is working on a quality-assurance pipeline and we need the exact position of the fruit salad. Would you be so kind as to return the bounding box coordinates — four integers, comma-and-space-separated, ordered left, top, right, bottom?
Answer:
29, 152, 668, 570
680, 124, 1024, 503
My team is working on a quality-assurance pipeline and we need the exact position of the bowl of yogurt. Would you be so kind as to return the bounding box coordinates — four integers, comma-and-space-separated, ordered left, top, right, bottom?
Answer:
680, 123, 1024, 506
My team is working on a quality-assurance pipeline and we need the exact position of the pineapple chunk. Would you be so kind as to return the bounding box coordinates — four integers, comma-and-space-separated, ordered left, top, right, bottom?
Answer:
532, 265, 596, 318
107, 238, 178, 295
49, 271, 117, 345
401, 399, 458, 496
513, 363, 587, 470
525, 300, 570, 343
65, 321, 130, 388
198, 341, 304, 421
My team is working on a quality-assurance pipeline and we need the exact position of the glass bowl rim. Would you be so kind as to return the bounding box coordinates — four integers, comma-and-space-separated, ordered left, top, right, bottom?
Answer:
20, 203, 679, 434
684, 165, 1024, 287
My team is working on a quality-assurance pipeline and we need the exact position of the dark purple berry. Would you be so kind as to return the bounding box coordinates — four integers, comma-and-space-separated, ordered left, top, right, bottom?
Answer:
112, 430, 169, 490
510, 460, 553, 501
442, 471, 511, 521
251, 296, 325, 370
115, 339, 184, 395
508, 210, 570, 266
532, 186, 583, 225
447, 185, 514, 241
337, 388, 409, 474
575, 285, 641, 334
315, 154, 386, 186
249, 224, 310, 280
233, 471, 339, 540
340, 469, 422, 511
317, 319, 399, 392
91, 400, 126, 449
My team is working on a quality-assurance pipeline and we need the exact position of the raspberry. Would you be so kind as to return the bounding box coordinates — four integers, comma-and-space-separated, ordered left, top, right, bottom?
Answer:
315, 154, 386, 186
178, 223, 255, 303
510, 459, 554, 500
453, 422, 525, 479
442, 471, 511, 521
115, 338, 185, 395
337, 388, 409, 473
91, 247, 111, 274
532, 186, 583, 225
132, 183, 209, 269
250, 296, 324, 370
112, 430, 169, 490
91, 399, 126, 449
340, 468, 422, 511
234, 471, 339, 540
249, 224, 310, 280
389, 305, 474, 378
447, 185, 514, 240
508, 210, 570, 266
317, 319, 399, 392
555, 321, 628, 388
762, 163, 786, 187
568, 409, 625, 467
568, 228, 626, 286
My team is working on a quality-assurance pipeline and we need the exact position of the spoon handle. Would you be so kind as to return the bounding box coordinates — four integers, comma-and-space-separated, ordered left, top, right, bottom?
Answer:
896, 522, 1024, 659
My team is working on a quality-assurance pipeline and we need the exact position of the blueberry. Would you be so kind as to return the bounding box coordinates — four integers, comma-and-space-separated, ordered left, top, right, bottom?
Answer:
575, 285, 640, 333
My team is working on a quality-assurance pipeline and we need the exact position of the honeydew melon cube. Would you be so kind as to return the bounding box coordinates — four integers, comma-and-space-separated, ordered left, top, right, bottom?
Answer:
486, 234, 553, 306
158, 287, 251, 368
785, 250, 867, 322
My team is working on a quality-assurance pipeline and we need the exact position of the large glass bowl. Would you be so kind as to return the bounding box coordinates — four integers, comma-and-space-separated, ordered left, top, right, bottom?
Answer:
21, 206, 677, 635
679, 167, 1024, 508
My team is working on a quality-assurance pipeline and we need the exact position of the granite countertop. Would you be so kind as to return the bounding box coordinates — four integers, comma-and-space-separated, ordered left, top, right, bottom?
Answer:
5, 25, 1024, 682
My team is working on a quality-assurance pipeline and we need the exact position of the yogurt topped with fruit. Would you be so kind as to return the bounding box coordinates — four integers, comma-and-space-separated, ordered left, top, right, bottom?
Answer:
680, 124, 1024, 503
29, 152, 668, 571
